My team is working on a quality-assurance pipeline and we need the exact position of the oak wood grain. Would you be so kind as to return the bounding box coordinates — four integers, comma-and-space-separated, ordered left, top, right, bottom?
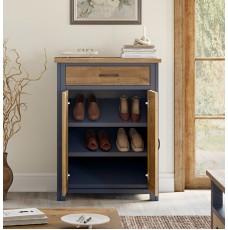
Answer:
147, 90, 158, 196
3, 208, 122, 229
62, 91, 68, 197
66, 65, 150, 86
54, 57, 161, 63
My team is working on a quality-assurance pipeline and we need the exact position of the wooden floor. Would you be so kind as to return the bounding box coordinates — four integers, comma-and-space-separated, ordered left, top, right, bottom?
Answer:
3, 190, 211, 216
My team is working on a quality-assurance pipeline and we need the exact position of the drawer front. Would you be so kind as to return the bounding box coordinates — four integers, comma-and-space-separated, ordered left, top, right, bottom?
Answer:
66, 66, 150, 86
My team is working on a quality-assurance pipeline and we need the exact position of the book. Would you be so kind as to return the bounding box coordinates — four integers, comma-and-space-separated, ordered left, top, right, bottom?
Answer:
122, 48, 157, 53
123, 44, 155, 49
3, 216, 48, 226
3, 208, 46, 221
122, 53, 157, 58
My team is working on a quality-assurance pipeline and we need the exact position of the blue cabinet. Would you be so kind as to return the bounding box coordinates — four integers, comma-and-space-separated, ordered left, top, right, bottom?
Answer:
55, 57, 161, 201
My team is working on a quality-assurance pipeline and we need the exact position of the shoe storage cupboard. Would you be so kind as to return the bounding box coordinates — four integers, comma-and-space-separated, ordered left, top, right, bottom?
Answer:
54, 57, 161, 201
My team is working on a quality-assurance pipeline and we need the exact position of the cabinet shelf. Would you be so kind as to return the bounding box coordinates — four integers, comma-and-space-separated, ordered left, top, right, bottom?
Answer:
68, 98, 147, 127
68, 157, 147, 189
69, 152, 147, 157
68, 127, 147, 157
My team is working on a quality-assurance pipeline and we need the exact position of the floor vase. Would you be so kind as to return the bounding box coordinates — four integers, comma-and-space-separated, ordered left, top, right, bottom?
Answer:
3, 152, 13, 200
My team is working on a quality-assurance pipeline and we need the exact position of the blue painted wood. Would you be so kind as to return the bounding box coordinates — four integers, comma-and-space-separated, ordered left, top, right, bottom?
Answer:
57, 63, 63, 201
68, 157, 147, 188
68, 127, 147, 157
68, 98, 147, 127
56, 59, 159, 201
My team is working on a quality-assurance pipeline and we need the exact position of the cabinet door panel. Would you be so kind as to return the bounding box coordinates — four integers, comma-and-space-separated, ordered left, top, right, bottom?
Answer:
147, 90, 158, 196
62, 90, 68, 197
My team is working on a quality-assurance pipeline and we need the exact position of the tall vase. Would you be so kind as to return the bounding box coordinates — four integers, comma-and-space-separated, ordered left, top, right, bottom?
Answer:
3, 152, 13, 200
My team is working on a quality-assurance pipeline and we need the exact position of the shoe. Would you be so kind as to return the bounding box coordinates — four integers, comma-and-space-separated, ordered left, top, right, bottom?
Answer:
116, 128, 129, 152
129, 128, 144, 152
98, 130, 111, 151
131, 96, 141, 122
73, 94, 85, 121
85, 130, 98, 151
119, 95, 129, 121
88, 94, 100, 120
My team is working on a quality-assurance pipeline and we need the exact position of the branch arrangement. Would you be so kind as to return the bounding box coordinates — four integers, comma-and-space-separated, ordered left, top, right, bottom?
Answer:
3, 39, 47, 153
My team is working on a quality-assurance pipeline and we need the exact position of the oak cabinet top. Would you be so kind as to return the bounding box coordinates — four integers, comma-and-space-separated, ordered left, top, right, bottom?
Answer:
54, 57, 161, 64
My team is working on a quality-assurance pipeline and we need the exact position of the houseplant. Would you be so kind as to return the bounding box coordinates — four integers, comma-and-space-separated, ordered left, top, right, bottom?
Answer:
3, 39, 47, 200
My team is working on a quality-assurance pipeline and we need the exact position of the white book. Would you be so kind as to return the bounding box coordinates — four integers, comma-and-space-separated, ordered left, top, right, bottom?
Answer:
122, 53, 157, 58
122, 48, 157, 52
123, 44, 155, 49
3, 216, 48, 226
122, 51, 157, 55
3, 208, 46, 221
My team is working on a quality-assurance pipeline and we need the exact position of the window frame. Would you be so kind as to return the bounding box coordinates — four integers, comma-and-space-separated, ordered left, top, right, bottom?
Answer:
174, 0, 225, 190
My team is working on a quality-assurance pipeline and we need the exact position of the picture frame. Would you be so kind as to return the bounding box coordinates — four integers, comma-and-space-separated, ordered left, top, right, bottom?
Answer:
70, 0, 141, 25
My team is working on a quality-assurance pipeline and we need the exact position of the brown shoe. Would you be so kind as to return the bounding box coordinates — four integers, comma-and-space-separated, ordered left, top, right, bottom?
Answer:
119, 95, 129, 121
98, 130, 111, 151
129, 128, 144, 152
116, 128, 129, 152
131, 96, 141, 122
86, 130, 98, 151
73, 94, 85, 121
88, 94, 100, 120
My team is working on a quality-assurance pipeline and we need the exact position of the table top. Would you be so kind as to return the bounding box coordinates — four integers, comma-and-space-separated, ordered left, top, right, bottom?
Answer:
206, 169, 225, 193
3, 208, 122, 229
54, 57, 162, 63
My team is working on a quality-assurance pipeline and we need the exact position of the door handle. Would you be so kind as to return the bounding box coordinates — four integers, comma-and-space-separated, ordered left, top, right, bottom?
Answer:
99, 73, 119, 77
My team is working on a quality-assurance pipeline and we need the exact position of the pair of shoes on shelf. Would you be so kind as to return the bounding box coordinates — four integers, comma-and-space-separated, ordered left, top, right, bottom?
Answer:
86, 130, 111, 152
116, 128, 144, 152
73, 94, 100, 121
119, 95, 141, 122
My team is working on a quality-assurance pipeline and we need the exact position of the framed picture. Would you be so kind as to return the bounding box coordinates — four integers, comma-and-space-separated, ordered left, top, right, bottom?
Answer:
70, 0, 141, 25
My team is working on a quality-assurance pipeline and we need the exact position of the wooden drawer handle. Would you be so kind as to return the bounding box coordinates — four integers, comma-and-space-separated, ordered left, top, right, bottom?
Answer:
99, 73, 119, 77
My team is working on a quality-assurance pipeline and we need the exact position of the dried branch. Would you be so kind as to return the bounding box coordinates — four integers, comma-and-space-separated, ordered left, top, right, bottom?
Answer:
3, 39, 47, 153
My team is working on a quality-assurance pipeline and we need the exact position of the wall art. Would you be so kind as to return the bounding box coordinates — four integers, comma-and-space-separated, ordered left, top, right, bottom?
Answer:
70, 0, 141, 25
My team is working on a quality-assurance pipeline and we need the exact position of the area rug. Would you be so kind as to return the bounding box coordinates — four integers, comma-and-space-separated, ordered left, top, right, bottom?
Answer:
121, 216, 211, 229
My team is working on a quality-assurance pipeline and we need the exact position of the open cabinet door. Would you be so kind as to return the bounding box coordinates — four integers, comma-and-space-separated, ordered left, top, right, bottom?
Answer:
147, 90, 158, 198
62, 90, 68, 197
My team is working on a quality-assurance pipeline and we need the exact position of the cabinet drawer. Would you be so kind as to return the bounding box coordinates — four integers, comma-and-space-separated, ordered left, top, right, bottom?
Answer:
66, 65, 150, 86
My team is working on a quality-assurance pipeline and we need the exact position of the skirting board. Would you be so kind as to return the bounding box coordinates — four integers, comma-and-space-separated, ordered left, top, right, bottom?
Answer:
9, 173, 174, 193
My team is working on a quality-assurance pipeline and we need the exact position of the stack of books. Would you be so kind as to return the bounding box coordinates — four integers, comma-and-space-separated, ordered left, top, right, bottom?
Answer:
3, 208, 48, 226
121, 45, 157, 58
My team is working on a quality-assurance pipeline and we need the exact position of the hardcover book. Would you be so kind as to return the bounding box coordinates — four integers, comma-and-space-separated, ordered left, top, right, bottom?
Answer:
3, 208, 46, 221
3, 216, 48, 226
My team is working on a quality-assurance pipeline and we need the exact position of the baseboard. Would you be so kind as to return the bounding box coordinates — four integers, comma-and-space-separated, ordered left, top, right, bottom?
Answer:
9, 173, 57, 192
159, 173, 174, 192
9, 173, 174, 192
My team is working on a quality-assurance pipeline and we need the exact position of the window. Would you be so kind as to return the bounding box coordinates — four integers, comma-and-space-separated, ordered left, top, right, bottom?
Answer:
174, 0, 225, 190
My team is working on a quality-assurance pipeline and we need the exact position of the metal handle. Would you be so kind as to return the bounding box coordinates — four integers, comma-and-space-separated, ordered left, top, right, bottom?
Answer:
99, 73, 119, 77
158, 138, 160, 150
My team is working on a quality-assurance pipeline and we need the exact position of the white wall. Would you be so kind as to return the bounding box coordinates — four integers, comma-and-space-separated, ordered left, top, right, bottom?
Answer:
3, 0, 174, 192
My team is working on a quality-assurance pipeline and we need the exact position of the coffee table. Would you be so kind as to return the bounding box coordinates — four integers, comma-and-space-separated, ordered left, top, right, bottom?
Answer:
3, 208, 123, 229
